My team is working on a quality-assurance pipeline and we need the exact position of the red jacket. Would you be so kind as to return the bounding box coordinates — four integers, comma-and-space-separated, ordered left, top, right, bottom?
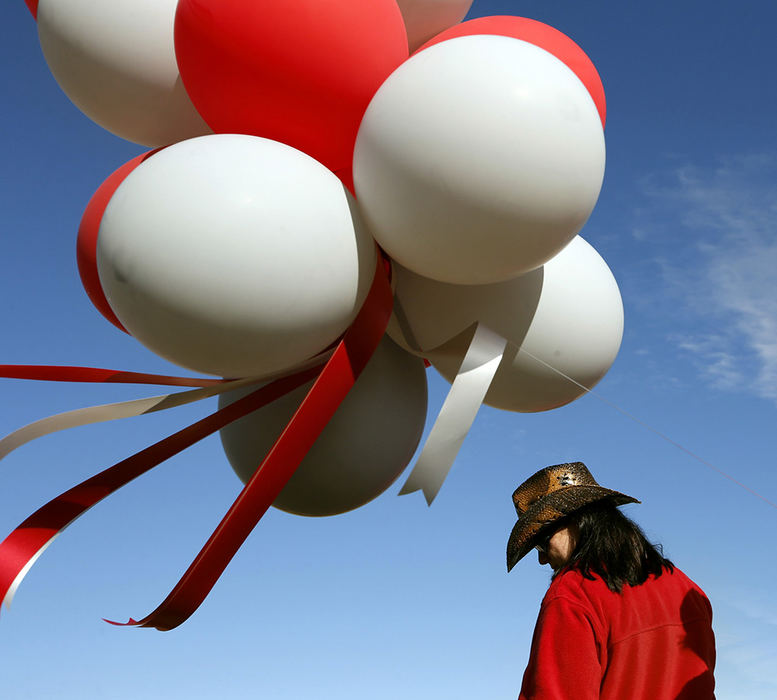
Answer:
519, 567, 715, 699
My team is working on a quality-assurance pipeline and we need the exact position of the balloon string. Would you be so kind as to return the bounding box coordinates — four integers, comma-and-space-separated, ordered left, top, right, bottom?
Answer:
516, 346, 777, 512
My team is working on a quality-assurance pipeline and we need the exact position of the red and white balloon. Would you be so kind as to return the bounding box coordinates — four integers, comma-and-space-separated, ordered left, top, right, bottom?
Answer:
219, 338, 428, 516
2, 0, 630, 627
354, 35, 606, 285
388, 237, 624, 412
417, 15, 606, 127
174, 0, 409, 181
77, 151, 163, 333
397, 0, 474, 52
97, 134, 377, 379
37, 0, 210, 146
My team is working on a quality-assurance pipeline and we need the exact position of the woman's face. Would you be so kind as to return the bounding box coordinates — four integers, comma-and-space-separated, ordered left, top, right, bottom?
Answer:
537, 524, 579, 570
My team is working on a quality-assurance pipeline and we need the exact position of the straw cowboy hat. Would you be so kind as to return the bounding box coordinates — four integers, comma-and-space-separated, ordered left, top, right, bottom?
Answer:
506, 462, 639, 571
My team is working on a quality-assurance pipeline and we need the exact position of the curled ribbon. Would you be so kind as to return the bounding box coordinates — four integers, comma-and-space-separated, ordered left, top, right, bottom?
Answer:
0, 367, 321, 612
0, 256, 392, 629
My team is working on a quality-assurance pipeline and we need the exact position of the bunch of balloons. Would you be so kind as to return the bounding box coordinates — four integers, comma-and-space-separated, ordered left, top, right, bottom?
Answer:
3, 0, 624, 627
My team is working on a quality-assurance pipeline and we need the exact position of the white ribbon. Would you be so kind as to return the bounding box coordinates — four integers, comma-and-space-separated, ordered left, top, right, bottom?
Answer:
0, 377, 264, 463
0, 348, 336, 465
399, 322, 507, 504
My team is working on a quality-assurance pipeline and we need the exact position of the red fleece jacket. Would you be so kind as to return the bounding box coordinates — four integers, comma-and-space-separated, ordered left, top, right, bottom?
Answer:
519, 567, 715, 699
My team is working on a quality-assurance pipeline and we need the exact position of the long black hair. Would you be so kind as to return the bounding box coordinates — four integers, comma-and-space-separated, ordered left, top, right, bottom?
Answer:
554, 500, 674, 593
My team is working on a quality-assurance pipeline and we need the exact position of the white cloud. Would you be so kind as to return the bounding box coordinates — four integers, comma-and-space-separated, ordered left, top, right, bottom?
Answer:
639, 155, 777, 404
673, 335, 744, 390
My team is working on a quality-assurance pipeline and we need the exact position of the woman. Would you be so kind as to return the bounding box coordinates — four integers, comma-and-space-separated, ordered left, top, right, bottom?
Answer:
507, 462, 715, 699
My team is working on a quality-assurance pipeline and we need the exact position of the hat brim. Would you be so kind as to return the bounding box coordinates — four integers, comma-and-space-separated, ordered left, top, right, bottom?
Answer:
506, 486, 639, 572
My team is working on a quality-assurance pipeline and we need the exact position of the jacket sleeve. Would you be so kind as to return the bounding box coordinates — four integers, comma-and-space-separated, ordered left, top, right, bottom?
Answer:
519, 596, 605, 700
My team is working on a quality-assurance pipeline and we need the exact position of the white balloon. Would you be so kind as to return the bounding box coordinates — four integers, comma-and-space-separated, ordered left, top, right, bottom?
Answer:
219, 337, 428, 516
37, 0, 210, 146
396, 0, 473, 52
354, 35, 605, 285
97, 134, 377, 378
387, 237, 623, 412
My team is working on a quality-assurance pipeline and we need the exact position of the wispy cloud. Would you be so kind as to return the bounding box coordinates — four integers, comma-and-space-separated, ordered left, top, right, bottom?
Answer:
673, 335, 744, 390
638, 154, 777, 404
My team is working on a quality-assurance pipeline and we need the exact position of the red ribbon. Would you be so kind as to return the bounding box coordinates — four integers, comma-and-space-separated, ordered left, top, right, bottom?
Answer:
109, 256, 392, 630
0, 256, 392, 630
0, 366, 226, 387
0, 365, 322, 613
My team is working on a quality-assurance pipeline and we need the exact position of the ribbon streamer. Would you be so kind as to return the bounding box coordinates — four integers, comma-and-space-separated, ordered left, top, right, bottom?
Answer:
0, 365, 227, 387
107, 257, 392, 630
0, 352, 335, 462
399, 323, 507, 504
1, 257, 389, 628
0, 365, 323, 612
0, 377, 266, 463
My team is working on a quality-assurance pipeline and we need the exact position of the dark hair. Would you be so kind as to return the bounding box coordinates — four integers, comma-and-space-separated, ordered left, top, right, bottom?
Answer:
553, 500, 674, 593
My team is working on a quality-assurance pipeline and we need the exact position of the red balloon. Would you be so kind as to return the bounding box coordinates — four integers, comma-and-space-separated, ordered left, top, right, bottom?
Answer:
418, 16, 607, 128
174, 0, 409, 176
76, 150, 159, 332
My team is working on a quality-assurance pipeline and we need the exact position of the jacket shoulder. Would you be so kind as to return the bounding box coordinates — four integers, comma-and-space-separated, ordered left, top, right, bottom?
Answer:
543, 569, 607, 608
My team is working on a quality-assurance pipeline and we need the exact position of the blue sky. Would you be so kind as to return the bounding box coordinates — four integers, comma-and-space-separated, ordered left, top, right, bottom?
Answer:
1, 1, 776, 698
